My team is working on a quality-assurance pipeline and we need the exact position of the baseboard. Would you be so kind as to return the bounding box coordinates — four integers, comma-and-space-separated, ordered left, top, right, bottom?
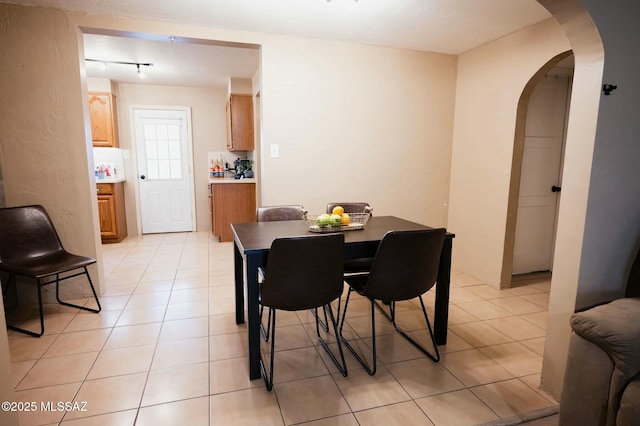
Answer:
475, 406, 560, 426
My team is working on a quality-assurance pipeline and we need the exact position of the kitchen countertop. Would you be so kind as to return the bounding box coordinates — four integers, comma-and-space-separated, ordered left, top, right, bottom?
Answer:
209, 177, 256, 184
96, 177, 126, 184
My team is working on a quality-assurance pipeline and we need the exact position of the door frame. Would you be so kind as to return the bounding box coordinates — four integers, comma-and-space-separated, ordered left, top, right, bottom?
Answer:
129, 105, 196, 235
501, 51, 574, 287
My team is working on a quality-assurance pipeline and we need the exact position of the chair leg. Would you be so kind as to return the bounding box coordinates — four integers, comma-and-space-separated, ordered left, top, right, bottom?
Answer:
259, 306, 277, 391
55, 267, 102, 313
260, 305, 273, 341
339, 288, 377, 375
311, 307, 329, 332
389, 296, 440, 362
316, 302, 348, 377
4, 275, 45, 338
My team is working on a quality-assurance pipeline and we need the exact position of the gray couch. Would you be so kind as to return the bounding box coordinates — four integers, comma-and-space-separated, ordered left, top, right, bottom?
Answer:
559, 246, 640, 426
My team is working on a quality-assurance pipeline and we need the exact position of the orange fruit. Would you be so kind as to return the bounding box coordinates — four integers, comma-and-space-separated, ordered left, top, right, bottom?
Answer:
332, 206, 344, 216
341, 213, 350, 225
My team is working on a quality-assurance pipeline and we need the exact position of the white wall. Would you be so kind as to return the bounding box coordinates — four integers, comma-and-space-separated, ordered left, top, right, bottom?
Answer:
115, 83, 228, 233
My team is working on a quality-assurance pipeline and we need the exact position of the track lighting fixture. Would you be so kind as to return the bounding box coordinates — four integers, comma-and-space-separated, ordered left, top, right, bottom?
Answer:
85, 58, 153, 78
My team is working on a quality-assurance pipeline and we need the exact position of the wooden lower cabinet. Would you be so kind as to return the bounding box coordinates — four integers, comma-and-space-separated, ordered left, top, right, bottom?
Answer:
211, 183, 256, 242
97, 183, 127, 243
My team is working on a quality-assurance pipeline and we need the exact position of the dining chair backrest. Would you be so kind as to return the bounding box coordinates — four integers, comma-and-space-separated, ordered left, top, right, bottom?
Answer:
261, 233, 344, 311
257, 205, 307, 222
326, 202, 372, 215
363, 228, 446, 302
0, 205, 64, 264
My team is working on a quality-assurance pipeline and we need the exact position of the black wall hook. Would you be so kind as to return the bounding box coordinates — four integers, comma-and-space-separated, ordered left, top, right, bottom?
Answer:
603, 84, 618, 95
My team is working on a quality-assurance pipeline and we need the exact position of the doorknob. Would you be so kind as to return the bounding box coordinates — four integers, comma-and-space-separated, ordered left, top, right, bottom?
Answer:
140, 175, 146, 180
551, 185, 561, 193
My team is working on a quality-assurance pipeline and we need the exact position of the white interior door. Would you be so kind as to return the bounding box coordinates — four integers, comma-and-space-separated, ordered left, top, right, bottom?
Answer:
134, 108, 195, 234
513, 74, 570, 274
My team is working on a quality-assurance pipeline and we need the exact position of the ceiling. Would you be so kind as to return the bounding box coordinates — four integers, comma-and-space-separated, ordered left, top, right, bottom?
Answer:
11, 0, 553, 87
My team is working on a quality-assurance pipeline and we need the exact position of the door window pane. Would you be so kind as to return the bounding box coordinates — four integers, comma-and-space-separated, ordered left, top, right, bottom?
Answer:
143, 121, 183, 180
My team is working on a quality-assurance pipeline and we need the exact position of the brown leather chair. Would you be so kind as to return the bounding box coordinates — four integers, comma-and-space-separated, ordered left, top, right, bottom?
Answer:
257, 205, 306, 222
339, 228, 446, 375
259, 233, 347, 390
0, 205, 101, 337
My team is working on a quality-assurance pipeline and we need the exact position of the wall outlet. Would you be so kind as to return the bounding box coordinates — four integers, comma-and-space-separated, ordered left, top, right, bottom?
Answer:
270, 144, 280, 158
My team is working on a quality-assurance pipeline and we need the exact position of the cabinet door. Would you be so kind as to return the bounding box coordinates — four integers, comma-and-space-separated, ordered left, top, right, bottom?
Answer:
97, 194, 117, 237
225, 100, 233, 150
227, 94, 254, 151
89, 92, 118, 147
212, 183, 256, 242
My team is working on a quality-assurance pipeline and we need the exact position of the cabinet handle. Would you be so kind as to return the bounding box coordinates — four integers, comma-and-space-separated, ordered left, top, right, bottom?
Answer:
140, 175, 146, 180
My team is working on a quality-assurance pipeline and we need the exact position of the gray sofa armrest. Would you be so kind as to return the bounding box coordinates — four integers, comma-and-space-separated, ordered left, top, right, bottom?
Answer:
570, 297, 640, 425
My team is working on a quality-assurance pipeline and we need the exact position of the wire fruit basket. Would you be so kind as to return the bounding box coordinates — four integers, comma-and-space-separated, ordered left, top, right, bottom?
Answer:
305, 212, 371, 233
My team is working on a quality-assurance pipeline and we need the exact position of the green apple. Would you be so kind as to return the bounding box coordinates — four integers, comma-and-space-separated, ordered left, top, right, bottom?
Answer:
330, 214, 343, 227
316, 214, 331, 227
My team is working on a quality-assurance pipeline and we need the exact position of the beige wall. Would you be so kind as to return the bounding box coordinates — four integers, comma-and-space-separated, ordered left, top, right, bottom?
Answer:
448, 18, 572, 287
448, 11, 605, 397
0, 4, 102, 410
258, 40, 457, 223
76, 12, 457, 228
114, 83, 228, 233
0, 5, 104, 298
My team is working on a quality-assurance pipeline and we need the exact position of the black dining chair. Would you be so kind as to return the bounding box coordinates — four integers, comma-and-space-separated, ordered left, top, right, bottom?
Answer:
257, 205, 307, 222
0, 205, 102, 337
326, 202, 374, 274
339, 228, 446, 375
259, 233, 348, 390
256, 204, 309, 338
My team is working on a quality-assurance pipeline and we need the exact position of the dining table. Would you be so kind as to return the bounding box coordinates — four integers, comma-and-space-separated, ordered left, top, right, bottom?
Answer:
231, 215, 455, 380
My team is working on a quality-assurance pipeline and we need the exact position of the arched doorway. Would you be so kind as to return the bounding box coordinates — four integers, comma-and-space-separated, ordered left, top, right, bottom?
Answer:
503, 51, 574, 287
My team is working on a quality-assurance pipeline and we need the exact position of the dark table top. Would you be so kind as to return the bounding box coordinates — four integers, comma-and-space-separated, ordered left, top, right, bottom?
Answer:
232, 215, 453, 254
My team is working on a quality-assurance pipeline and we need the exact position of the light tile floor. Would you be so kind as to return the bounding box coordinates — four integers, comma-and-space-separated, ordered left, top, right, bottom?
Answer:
7, 232, 559, 425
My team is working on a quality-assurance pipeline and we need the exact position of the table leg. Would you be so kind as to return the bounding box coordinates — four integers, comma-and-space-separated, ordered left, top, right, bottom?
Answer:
245, 254, 261, 380
434, 236, 453, 345
234, 242, 245, 324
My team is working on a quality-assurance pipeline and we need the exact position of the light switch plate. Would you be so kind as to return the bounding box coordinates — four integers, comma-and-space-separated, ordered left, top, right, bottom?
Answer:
270, 144, 280, 158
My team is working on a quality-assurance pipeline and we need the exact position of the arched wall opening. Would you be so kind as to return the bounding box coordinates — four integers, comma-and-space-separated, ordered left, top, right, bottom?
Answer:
535, 0, 604, 397
502, 50, 574, 286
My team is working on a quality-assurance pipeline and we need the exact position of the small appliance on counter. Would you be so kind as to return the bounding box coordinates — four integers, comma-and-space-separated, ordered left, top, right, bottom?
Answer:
233, 158, 253, 179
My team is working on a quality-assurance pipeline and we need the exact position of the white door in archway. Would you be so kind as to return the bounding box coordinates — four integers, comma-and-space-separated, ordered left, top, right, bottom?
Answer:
133, 108, 195, 234
513, 73, 571, 274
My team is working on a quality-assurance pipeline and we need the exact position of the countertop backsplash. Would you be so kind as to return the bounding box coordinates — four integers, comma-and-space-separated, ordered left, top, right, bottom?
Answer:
94, 147, 125, 181
208, 151, 254, 180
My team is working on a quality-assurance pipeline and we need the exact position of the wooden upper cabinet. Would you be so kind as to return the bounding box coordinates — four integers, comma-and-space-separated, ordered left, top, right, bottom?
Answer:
88, 92, 119, 147
226, 94, 254, 151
